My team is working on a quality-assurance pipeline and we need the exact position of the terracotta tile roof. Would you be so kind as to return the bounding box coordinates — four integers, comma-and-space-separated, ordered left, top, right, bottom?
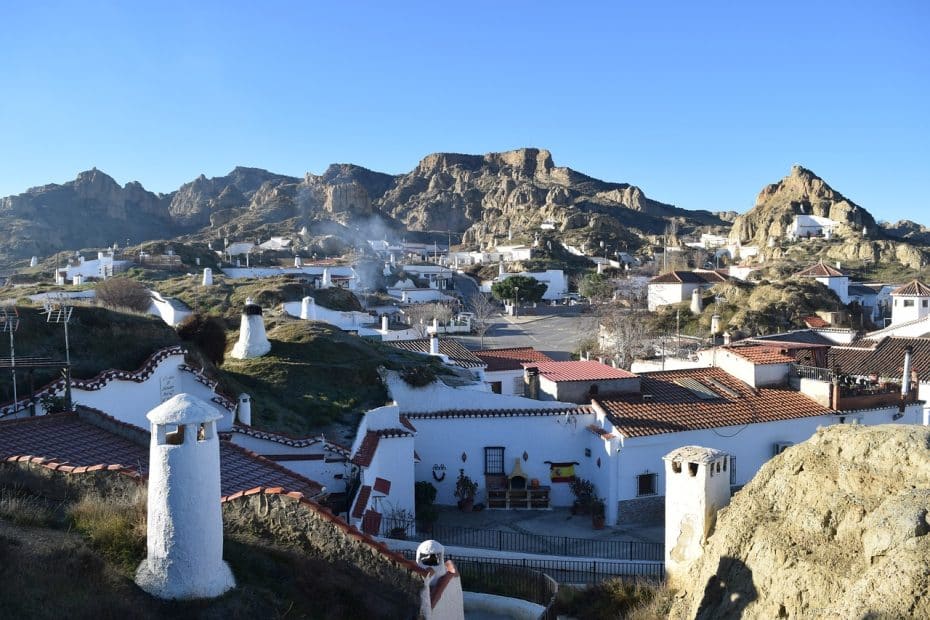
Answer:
828, 337, 930, 382
352, 485, 372, 519
649, 270, 723, 284
405, 406, 591, 420
0, 413, 323, 498
474, 347, 554, 372
399, 415, 417, 432
229, 425, 351, 455
352, 431, 380, 467
586, 423, 616, 440
803, 315, 831, 328
795, 260, 845, 278
752, 330, 837, 346
373, 477, 392, 495
595, 367, 831, 438
386, 338, 486, 368
891, 280, 930, 297
722, 343, 798, 365
523, 360, 637, 382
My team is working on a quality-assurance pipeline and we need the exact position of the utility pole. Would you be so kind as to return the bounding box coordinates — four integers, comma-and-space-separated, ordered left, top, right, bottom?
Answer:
43, 297, 73, 411
1, 307, 20, 408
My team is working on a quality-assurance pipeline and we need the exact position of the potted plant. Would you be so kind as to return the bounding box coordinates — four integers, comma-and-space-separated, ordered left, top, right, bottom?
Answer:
386, 507, 415, 539
591, 496, 606, 530
454, 469, 478, 512
569, 477, 595, 515
415, 481, 439, 533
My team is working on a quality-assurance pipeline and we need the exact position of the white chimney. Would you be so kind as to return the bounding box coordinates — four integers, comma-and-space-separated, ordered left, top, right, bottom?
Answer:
29, 256, 37, 267
135, 394, 235, 599
498, 260, 505, 277
230, 298, 271, 359
902, 346, 913, 397
300, 296, 316, 320
664, 446, 731, 588
690, 288, 703, 314
429, 332, 440, 355
416, 540, 448, 586
711, 314, 721, 335
237, 393, 252, 426
55, 270, 65, 286
321, 268, 332, 288
294, 256, 302, 267
723, 331, 732, 345
597, 262, 604, 275
72, 274, 83, 286
381, 315, 389, 332
202, 268, 213, 286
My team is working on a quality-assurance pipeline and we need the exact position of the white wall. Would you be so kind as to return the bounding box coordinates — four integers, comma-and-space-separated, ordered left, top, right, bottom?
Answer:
648, 283, 700, 311
617, 406, 922, 507
892, 295, 930, 325
484, 370, 525, 396
67, 353, 233, 430
410, 410, 597, 507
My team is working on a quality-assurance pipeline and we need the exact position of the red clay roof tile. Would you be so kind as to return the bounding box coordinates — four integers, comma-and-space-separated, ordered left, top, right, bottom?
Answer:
595, 367, 831, 438
474, 347, 554, 372
523, 360, 637, 382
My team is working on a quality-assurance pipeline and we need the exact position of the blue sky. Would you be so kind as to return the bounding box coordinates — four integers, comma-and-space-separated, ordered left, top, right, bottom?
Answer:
1, 1, 927, 223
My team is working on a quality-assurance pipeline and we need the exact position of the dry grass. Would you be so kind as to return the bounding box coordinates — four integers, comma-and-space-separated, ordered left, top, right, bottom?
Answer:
68, 486, 147, 571
0, 486, 61, 527
554, 578, 673, 619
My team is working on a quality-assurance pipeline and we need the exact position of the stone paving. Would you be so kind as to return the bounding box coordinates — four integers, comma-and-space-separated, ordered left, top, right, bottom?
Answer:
432, 505, 664, 545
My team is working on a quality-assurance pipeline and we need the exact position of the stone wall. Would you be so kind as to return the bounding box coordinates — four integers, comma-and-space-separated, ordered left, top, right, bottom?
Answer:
222, 488, 427, 617
618, 494, 664, 525
0, 457, 143, 502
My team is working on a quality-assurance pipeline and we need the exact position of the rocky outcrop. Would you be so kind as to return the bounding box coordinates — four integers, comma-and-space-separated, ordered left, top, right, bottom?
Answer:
730, 165, 877, 245
669, 424, 930, 620
0, 168, 172, 262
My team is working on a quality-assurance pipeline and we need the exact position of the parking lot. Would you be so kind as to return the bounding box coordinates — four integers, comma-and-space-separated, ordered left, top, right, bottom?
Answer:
456, 309, 598, 359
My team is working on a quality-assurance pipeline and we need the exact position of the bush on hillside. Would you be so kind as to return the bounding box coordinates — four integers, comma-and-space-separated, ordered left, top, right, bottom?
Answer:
176, 313, 228, 366
95, 277, 152, 313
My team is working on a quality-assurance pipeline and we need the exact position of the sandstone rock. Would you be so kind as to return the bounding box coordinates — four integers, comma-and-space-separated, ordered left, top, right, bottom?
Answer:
669, 424, 930, 620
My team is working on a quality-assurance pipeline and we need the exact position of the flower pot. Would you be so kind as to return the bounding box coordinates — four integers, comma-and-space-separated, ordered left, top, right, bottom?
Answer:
459, 498, 474, 512
592, 514, 605, 530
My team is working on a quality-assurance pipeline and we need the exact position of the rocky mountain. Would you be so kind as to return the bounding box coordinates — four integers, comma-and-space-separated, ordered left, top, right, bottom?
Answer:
669, 424, 930, 619
0, 168, 172, 262
0, 149, 727, 268
377, 148, 724, 250
729, 164, 877, 245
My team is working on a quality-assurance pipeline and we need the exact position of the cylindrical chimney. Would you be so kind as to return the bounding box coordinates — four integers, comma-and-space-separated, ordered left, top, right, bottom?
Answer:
238, 394, 252, 426
202, 268, 213, 286
429, 333, 440, 355
902, 346, 913, 397
711, 314, 721, 335
381, 315, 389, 332
526, 367, 540, 400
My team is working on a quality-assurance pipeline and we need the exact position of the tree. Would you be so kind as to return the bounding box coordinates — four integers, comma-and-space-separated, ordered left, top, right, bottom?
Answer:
403, 303, 453, 337
597, 305, 655, 370
95, 277, 152, 312
579, 272, 614, 303
491, 275, 547, 304
176, 313, 228, 366
468, 292, 498, 347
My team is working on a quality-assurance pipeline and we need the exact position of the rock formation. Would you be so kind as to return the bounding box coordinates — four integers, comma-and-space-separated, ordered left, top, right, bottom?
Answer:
668, 424, 930, 620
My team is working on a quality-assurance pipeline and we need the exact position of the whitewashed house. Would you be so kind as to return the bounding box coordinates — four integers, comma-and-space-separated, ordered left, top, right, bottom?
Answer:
788, 214, 839, 240
647, 270, 726, 311
794, 260, 850, 304
474, 347, 554, 395
483, 270, 568, 301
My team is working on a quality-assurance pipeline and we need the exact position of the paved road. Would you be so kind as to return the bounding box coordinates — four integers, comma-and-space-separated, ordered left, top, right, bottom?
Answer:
456, 312, 597, 360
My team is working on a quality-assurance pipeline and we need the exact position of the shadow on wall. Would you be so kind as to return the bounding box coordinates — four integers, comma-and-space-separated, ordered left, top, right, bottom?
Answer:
694, 556, 757, 620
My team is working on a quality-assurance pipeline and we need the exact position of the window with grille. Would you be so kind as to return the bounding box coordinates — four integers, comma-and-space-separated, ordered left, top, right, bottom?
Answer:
637, 473, 657, 496
484, 447, 505, 475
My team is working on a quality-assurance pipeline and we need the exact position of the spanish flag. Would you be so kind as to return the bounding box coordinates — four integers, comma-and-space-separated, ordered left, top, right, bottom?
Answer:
549, 462, 576, 483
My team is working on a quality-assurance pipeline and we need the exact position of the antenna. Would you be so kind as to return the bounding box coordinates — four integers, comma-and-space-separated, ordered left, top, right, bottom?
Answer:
43, 295, 74, 410
0, 306, 20, 406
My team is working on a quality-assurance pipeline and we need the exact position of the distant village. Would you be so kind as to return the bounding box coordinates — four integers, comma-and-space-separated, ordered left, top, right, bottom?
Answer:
1, 210, 929, 618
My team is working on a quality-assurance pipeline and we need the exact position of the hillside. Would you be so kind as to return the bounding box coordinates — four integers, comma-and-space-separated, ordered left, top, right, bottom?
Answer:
669, 424, 930, 619
0, 149, 724, 269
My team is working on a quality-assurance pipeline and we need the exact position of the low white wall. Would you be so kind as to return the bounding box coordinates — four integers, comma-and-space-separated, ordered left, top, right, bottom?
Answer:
463, 592, 543, 620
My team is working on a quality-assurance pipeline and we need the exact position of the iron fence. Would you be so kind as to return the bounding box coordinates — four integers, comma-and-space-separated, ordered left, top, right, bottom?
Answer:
790, 363, 834, 382
400, 523, 664, 561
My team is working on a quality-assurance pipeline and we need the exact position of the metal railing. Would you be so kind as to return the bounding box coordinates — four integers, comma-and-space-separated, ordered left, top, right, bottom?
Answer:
790, 363, 834, 382
396, 523, 664, 561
